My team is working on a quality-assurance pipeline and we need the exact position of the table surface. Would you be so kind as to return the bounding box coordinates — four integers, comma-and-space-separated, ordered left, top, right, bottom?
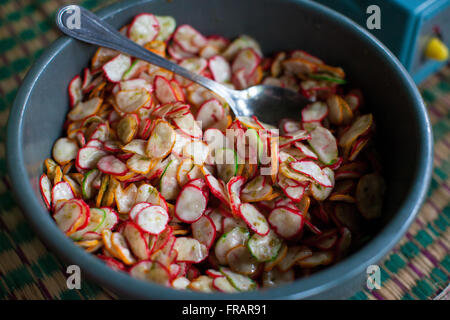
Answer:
0, 0, 448, 300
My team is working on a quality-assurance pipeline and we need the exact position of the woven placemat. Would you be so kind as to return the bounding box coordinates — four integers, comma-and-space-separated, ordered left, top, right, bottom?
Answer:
0, 0, 448, 300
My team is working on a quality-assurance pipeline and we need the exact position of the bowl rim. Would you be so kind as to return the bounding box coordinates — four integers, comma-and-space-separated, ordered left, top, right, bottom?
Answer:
6, 0, 433, 299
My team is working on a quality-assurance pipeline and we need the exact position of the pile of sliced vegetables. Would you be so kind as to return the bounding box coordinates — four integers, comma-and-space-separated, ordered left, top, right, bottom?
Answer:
40, 12, 385, 293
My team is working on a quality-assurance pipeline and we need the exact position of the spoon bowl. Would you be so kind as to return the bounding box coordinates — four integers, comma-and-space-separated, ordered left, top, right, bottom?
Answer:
56, 5, 310, 125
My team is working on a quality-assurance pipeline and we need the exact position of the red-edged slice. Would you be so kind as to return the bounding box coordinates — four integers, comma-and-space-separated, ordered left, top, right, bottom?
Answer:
175, 185, 208, 223
208, 56, 231, 83
123, 221, 151, 260
51, 181, 75, 207
231, 48, 261, 78
191, 215, 216, 249
227, 176, 246, 216
129, 260, 171, 285
172, 113, 202, 139
53, 199, 82, 233
268, 206, 304, 239
174, 237, 208, 263
301, 101, 328, 123
103, 54, 131, 83
127, 13, 160, 45
97, 155, 128, 176
68, 75, 82, 108
202, 167, 229, 204
136, 205, 169, 235
289, 160, 333, 187
173, 24, 207, 54
239, 203, 269, 236
129, 202, 152, 220
196, 98, 224, 129
40, 174, 52, 209
154, 75, 178, 103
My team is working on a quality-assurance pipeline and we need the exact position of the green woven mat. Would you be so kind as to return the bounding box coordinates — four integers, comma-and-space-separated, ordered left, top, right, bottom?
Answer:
0, 0, 448, 300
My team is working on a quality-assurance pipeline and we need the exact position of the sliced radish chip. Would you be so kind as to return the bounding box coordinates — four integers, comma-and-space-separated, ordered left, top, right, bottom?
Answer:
240, 180, 272, 202
68, 75, 82, 108
172, 276, 190, 290
173, 25, 207, 54
356, 173, 385, 219
122, 139, 147, 156
70, 206, 104, 240
51, 181, 74, 206
128, 13, 160, 45
339, 114, 373, 148
117, 114, 139, 144
68, 97, 102, 121
154, 75, 178, 103
222, 216, 247, 233
277, 175, 307, 203
146, 120, 176, 159
247, 230, 282, 262
97, 155, 128, 176
209, 56, 231, 83
311, 167, 335, 201
262, 267, 294, 288
222, 35, 262, 61
129, 260, 170, 285
214, 226, 249, 265
127, 154, 154, 174
122, 221, 150, 260
183, 140, 210, 165
268, 206, 304, 239
213, 276, 237, 293
53, 200, 82, 233
188, 275, 215, 292
302, 101, 328, 123
174, 237, 208, 263
307, 126, 338, 165
168, 42, 195, 60
227, 176, 246, 216
293, 141, 318, 160
159, 156, 180, 201
120, 78, 152, 92
135, 184, 168, 211
191, 215, 216, 249
279, 130, 310, 148
226, 244, 260, 275
215, 148, 239, 183
136, 205, 169, 235
155, 15, 176, 42
297, 251, 334, 268
115, 183, 137, 213
231, 48, 261, 79
103, 54, 131, 83
289, 160, 333, 187
280, 118, 302, 135
202, 167, 229, 204
174, 57, 208, 86
219, 267, 256, 292
175, 185, 207, 223
40, 174, 52, 209
172, 113, 202, 139
239, 203, 269, 236
196, 99, 224, 130
114, 89, 151, 113
277, 245, 312, 271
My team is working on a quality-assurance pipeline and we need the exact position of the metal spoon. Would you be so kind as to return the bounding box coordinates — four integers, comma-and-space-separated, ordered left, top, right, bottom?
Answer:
56, 5, 310, 125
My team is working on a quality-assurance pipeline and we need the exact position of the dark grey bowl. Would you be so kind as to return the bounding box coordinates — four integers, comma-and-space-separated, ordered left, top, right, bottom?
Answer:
6, 0, 433, 299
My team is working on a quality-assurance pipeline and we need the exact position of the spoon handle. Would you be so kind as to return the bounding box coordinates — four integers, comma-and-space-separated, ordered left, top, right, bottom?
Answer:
56, 5, 232, 100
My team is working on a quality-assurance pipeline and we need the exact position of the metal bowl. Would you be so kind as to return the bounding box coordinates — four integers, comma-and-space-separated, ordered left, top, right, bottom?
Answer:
6, 0, 433, 299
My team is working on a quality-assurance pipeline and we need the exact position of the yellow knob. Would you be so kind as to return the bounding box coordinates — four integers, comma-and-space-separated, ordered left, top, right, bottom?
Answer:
425, 37, 449, 61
